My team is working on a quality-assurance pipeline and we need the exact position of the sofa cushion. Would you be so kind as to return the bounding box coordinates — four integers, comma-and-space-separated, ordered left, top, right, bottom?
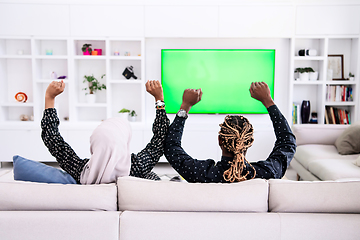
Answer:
309, 159, 360, 181
0, 211, 120, 240
335, 123, 360, 155
0, 182, 117, 211
292, 124, 348, 146
13, 155, 76, 184
120, 211, 281, 240
294, 145, 358, 170
269, 179, 360, 213
117, 176, 268, 212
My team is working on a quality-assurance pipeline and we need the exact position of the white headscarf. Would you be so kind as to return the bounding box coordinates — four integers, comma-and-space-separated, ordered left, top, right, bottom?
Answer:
80, 117, 132, 184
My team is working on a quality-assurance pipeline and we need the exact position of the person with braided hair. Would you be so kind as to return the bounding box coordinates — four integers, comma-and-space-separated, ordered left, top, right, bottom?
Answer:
164, 82, 296, 183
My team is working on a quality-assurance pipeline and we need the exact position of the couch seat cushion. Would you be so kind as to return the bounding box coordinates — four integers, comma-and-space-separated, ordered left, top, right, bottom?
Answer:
294, 144, 358, 170
0, 181, 117, 211
309, 159, 360, 181
117, 176, 268, 212
269, 179, 360, 213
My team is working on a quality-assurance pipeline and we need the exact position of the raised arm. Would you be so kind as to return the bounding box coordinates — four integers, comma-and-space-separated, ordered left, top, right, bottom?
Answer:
164, 88, 230, 183
131, 80, 170, 180
41, 80, 88, 183
249, 82, 296, 179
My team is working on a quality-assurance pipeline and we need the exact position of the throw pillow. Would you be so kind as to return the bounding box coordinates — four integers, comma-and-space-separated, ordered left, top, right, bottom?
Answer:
335, 122, 360, 155
13, 155, 76, 184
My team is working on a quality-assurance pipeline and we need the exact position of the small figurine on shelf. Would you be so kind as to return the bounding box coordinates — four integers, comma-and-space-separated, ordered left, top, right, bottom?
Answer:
309, 112, 318, 124
50, 71, 57, 79
20, 114, 29, 121
15, 92, 28, 103
57, 76, 67, 79
82, 43, 92, 55
114, 51, 120, 56
46, 49, 53, 55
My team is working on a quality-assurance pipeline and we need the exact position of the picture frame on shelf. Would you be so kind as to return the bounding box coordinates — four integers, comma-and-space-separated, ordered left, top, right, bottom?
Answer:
327, 55, 344, 80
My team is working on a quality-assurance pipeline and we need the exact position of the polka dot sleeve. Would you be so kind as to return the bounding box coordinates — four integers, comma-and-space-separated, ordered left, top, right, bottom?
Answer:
41, 108, 89, 183
251, 105, 297, 179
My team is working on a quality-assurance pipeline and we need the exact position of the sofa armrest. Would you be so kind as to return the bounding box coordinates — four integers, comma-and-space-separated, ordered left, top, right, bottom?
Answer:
292, 124, 348, 146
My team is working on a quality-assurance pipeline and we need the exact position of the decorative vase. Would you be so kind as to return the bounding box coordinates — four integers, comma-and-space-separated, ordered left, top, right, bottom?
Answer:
299, 72, 309, 81
309, 72, 318, 81
86, 94, 96, 104
83, 48, 91, 55
301, 100, 311, 124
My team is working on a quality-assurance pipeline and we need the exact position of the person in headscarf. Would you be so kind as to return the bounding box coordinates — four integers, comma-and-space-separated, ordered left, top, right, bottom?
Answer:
41, 80, 169, 184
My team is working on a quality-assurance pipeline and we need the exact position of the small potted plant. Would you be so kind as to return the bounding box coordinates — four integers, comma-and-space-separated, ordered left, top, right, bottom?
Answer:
129, 110, 137, 122
349, 72, 355, 81
82, 44, 92, 55
82, 74, 106, 103
306, 67, 319, 81
118, 108, 130, 120
295, 67, 317, 81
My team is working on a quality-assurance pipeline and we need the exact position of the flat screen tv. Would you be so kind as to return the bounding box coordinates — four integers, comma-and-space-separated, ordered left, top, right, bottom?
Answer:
161, 49, 275, 114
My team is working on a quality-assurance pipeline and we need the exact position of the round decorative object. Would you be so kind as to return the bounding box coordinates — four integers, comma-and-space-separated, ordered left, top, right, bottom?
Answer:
20, 114, 29, 121
301, 100, 311, 124
15, 92, 28, 102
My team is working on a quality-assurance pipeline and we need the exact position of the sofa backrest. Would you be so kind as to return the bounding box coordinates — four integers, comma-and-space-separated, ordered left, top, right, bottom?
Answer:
0, 181, 118, 211
292, 124, 348, 146
117, 176, 269, 212
269, 179, 360, 213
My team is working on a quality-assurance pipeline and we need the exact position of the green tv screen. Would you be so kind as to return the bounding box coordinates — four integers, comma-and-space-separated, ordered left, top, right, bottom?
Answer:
161, 49, 275, 114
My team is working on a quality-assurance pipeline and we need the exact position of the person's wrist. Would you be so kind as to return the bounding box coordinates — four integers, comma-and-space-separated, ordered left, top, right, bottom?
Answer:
262, 99, 275, 108
155, 97, 164, 102
180, 103, 191, 113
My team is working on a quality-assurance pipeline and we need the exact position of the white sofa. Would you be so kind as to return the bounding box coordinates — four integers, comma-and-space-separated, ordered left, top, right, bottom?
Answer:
291, 124, 360, 181
0, 174, 360, 240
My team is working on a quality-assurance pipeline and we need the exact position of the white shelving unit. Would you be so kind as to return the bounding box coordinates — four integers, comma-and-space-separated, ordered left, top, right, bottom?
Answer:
289, 36, 359, 125
0, 37, 145, 126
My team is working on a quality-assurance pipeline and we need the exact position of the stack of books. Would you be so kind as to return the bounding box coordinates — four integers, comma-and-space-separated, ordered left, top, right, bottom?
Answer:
325, 106, 350, 124
326, 85, 353, 102
292, 102, 300, 124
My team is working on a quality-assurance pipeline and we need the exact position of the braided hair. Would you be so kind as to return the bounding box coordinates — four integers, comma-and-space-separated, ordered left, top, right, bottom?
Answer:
219, 115, 256, 182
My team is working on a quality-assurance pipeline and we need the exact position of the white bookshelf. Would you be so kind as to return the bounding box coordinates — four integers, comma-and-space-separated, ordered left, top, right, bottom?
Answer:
289, 36, 359, 125
0, 37, 145, 125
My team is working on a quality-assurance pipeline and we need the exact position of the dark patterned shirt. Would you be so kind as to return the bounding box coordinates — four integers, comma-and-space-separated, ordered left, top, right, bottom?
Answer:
41, 108, 169, 183
164, 105, 296, 183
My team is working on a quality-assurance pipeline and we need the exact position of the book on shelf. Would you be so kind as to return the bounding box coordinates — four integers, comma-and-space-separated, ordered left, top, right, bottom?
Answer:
326, 85, 353, 102
292, 102, 300, 124
325, 106, 350, 125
